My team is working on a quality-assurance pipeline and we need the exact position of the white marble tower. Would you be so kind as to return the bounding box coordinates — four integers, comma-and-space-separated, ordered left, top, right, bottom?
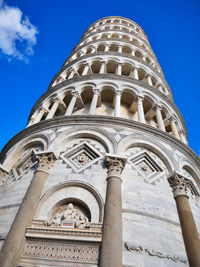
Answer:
0, 16, 200, 267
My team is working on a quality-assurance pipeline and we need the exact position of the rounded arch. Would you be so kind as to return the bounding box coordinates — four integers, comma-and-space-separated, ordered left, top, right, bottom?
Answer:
117, 135, 175, 173
3, 133, 49, 170
34, 181, 104, 223
49, 127, 117, 154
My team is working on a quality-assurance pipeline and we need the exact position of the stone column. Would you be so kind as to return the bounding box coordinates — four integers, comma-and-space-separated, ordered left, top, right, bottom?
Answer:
168, 173, 200, 267
0, 152, 56, 267
131, 49, 135, 56
104, 45, 109, 52
133, 68, 139, 79
89, 89, 100, 115
137, 95, 145, 123
155, 104, 166, 131
170, 117, 180, 139
179, 130, 188, 144
118, 46, 122, 53
34, 106, 48, 123
46, 98, 61, 119
65, 91, 79, 115
147, 75, 153, 86
99, 62, 106, 74
116, 64, 122, 75
67, 69, 75, 79
100, 155, 126, 267
114, 90, 122, 117
82, 64, 90, 75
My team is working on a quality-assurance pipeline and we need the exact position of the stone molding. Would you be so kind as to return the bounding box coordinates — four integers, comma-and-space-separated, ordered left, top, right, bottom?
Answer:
1, 116, 195, 165
168, 172, 190, 198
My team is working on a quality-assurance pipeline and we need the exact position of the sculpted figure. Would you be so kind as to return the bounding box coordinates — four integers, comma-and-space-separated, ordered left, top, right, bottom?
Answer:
62, 203, 78, 220
47, 212, 62, 226
76, 214, 89, 228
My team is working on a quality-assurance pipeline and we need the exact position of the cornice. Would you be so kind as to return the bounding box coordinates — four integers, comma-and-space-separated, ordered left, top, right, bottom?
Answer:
0, 116, 197, 166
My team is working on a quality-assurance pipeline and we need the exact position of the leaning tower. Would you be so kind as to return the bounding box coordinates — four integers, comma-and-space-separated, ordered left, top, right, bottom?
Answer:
0, 16, 200, 267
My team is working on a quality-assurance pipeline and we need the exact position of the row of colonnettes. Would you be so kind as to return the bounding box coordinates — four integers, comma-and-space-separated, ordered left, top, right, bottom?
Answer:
28, 16, 187, 144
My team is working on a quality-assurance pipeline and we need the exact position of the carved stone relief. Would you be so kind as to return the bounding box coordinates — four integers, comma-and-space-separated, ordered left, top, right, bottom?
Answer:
127, 148, 168, 184
60, 141, 102, 173
21, 240, 99, 264
124, 242, 187, 264
47, 203, 90, 229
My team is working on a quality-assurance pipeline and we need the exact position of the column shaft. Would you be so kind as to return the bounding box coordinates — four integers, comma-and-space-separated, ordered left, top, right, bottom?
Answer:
46, 99, 60, 119
133, 68, 139, 79
175, 196, 200, 266
170, 120, 180, 139
65, 93, 78, 115
155, 105, 166, 131
0, 153, 55, 267
168, 174, 200, 267
34, 107, 46, 123
89, 90, 100, 115
137, 96, 145, 123
114, 91, 121, 117
100, 156, 126, 267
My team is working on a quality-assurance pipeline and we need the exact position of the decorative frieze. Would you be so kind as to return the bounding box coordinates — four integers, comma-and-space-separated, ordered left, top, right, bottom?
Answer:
124, 242, 187, 264
22, 240, 99, 264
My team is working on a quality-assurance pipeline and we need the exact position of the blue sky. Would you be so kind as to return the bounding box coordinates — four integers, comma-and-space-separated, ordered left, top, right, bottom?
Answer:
0, 0, 200, 155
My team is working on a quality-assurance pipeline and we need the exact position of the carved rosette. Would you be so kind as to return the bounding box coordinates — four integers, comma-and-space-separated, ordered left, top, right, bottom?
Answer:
168, 174, 190, 198
36, 152, 56, 173
0, 168, 9, 186
105, 156, 126, 178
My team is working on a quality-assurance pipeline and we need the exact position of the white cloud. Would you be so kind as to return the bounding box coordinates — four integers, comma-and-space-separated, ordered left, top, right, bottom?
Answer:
0, 1, 38, 61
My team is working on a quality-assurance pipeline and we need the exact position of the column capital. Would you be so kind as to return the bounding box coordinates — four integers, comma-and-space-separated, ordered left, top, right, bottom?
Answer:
0, 167, 9, 186
53, 97, 62, 103
105, 155, 127, 178
168, 172, 190, 198
39, 106, 48, 113
168, 115, 176, 122
34, 152, 57, 174
93, 88, 101, 95
115, 89, 122, 96
29, 117, 35, 124
178, 129, 185, 135
154, 103, 162, 110
136, 94, 144, 102
71, 90, 79, 97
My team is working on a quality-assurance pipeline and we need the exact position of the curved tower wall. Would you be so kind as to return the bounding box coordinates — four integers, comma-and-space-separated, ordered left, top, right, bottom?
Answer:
0, 16, 200, 267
